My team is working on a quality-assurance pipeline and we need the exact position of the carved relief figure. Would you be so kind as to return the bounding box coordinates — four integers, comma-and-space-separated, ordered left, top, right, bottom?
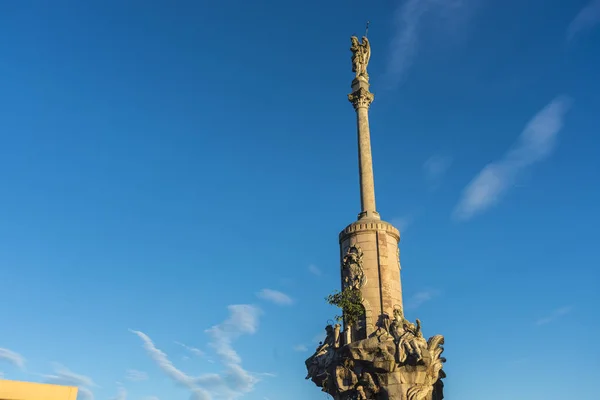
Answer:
372, 313, 392, 342
355, 370, 379, 400
406, 336, 446, 400
400, 319, 428, 363
342, 245, 366, 290
305, 324, 341, 380
334, 360, 358, 393
350, 36, 371, 79
390, 308, 427, 363
389, 307, 405, 342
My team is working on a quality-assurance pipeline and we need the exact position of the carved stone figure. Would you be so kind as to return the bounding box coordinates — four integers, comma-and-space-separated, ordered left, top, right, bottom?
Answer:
389, 308, 428, 364
402, 319, 428, 363
345, 334, 397, 373
342, 245, 366, 290
389, 307, 404, 340
305, 324, 341, 381
378, 313, 391, 335
306, 315, 445, 400
406, 336, 446, 400
355, 370, 378, 399
351, 36, 371, 80
334, 363, 358, 393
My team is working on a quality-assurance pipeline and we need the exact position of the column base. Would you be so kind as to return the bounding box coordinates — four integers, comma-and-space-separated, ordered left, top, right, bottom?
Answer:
357, 210, 380, 220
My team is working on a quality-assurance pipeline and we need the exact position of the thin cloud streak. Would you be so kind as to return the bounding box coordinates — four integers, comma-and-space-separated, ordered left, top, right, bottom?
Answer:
125, 369, 148, 382
110, 386, 127, 400
405, 289, 440, 310
453, 96, 572, 221
132, 304, 266, 400
256, 289, 294, 306
0, 348, 25, 369
424, 155, 453, 189
175, 342, 205, 358
130, 329, 211, 399
43, 364, 96, 400
385, 0, 469, 86
308, 264, 322, 276
536, 306, 572, 326
292, 344, 308, 352
391, 215, 415, 233
567, 0, 600, 41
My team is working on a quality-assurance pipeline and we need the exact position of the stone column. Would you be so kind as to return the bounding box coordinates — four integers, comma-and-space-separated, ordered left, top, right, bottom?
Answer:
348, 78, 379, 221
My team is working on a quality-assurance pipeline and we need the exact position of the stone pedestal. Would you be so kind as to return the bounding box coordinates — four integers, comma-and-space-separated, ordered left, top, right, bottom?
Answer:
305, 321, 446, 400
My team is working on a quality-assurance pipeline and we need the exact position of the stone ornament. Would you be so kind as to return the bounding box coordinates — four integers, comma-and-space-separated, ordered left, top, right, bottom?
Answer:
342, 245, 367, 290
305, 314, 446, 400
348, 87, 375, 110
389, 308, 428, 364
406, 335, 446, 400
305, 324, 341, 384
351, 36, 371, 80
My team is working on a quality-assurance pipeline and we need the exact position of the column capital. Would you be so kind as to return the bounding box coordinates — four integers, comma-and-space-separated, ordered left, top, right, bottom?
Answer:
348, 87, 374, 110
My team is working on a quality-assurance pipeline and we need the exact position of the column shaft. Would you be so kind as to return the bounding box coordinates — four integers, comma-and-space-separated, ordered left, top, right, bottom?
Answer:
356, 106, 377, 217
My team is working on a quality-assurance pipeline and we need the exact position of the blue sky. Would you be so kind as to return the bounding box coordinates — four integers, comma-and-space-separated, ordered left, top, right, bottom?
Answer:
0, 0, 599, 399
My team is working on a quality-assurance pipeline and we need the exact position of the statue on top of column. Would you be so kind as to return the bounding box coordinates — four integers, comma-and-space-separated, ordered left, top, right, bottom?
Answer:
351, 36, 371, 80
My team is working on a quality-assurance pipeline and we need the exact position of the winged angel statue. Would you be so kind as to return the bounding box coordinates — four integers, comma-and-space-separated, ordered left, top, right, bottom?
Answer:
351, 36, 371, 80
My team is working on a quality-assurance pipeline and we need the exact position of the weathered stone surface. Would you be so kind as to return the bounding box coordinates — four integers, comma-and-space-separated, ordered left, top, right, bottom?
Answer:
339, 223, 403, 339
305, 310, 445, 400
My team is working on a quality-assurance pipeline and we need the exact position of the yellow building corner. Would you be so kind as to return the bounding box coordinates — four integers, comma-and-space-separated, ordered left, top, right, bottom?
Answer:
0, 379, 78, 400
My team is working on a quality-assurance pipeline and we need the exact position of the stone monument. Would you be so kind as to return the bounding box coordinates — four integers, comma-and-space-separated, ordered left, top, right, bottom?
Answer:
304, 35, 446, 400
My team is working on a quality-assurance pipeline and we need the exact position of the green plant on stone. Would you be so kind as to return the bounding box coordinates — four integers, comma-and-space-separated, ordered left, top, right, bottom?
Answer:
325, 286, 364, 327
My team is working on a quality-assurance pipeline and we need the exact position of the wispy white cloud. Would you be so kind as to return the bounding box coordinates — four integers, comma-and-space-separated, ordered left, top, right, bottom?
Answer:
535, 306, 572, 326
292, 344, 308, 352
205, 305, 262, 366
256, 289, 294, 306
125, 369, 148, 382
175, 342, 205, 358
391, 214, 416, 233
386, 0, 470, 86
43, 364, 96, 400
567, 0, 600, 41
405, 289, 441, 310
109, 386, 127, 400
132, 304, 265, 400
453, 96, 572, 221
130, 329, 211, 399
0, 371, 4, 379
0, 348, 25, 369
424, 155, 453, 189
308, 264, 322, 276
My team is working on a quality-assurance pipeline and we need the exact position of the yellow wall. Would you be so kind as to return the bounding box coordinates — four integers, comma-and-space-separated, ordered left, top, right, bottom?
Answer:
0, 379, 78, 400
